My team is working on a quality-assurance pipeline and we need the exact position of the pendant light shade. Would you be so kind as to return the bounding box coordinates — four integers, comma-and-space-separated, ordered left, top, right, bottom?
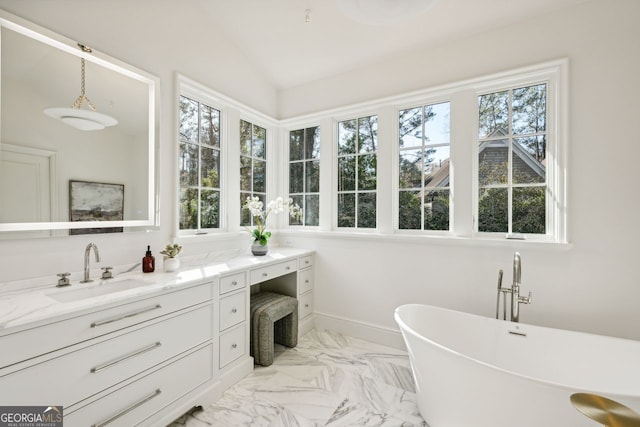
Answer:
43, 48, 117, 131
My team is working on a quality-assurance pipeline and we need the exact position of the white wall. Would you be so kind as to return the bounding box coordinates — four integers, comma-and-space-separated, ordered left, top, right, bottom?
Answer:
279, 0, 640, 341
1, 0, 639, 343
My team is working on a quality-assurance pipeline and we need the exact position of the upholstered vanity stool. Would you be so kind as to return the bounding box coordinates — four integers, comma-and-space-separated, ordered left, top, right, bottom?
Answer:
250, 291, 298, 366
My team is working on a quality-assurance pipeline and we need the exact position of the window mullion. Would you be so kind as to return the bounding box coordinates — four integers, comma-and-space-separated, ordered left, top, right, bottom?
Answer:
196, 103, 203, 231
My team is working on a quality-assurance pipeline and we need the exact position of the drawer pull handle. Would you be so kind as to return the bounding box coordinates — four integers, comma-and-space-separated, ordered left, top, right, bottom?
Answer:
285, 266, 291, 270
91, 342, 162, 373
305, 280, 310, 283
232, 280, 238, 286
231, 308, 237, 314
305, 260, 309, 264
305, 304, 309, 308
91, 304, 162, 328
262, 273, 268, 277
231, 343, 237, 349
92, 388, 161, 427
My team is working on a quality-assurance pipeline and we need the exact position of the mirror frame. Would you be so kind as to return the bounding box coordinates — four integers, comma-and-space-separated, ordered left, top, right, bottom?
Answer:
0, 10, 160, 234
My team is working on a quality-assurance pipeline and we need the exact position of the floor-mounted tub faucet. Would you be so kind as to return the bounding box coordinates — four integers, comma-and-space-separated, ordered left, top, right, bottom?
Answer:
510, 252, 532, 323
81, 242, 101, 283
496, 252, 532, 322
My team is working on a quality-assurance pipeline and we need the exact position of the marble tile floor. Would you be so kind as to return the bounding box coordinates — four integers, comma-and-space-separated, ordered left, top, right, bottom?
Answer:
169, 329, 428, 426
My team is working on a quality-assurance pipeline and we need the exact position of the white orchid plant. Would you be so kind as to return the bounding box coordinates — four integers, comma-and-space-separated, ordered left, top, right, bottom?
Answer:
243, 196, 302, 246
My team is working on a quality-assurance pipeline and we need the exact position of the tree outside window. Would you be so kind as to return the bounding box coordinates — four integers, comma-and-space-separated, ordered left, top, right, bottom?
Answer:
477, 84, 547, 234
337, 116, 377, 228
289, 127, 319, 226
240, 120, 267, 227
178, 95, 221, 231
398, 102, 451, 231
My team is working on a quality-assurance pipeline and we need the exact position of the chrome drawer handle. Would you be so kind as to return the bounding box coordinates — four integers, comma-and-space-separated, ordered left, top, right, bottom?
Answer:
285, 266, 291, 270
232, 280, 238, 286
231, 308, 237, 314
305, 260, 309, 264
305, 304, 309, 308
91, 342, 162, 373
305, 280, 310, 283
231, 343, 237, 349
262, 272, 268, 277
92, 388, 161, 427
91, 304, 162, 328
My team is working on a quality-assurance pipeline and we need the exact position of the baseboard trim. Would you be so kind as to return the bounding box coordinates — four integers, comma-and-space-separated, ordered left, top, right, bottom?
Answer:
313, 311, 406, 350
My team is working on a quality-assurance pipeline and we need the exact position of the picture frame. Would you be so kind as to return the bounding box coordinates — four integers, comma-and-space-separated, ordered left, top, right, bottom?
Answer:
69, 180, 124, 235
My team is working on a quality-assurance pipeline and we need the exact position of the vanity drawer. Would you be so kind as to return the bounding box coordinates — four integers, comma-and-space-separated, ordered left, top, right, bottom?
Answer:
0, 305, 213, 407
219, 291, 246, 332
299, 255, 313, 269
220, 272, 246, 295
298, 268, 313, 294
219, 324, 246, 368
65, 344, 213, 427
250, 259, 297, 285
299, 291, 313, 319
0, 282, 212, 369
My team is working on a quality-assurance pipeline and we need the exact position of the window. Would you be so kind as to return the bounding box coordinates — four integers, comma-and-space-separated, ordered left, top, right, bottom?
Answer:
289, 127, 320, 226
477, 83, 547, 235
240, 119, 267, 226
398, 102, 451, 231
337, 115, 377, 228
178, 95, 221, 231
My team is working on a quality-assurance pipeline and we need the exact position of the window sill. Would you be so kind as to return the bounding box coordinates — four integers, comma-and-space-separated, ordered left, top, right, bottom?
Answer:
279, 229, 573, 251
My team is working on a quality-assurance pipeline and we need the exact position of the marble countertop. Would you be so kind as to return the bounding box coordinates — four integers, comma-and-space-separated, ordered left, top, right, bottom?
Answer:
0, 247, 312, 333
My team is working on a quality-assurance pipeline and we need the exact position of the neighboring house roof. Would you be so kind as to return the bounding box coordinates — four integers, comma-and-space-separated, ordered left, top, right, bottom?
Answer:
416, 128, 545, 191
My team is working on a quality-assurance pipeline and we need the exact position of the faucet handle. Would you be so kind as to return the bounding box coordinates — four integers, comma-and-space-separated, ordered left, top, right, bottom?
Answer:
519, 291, 532, 305
101, 266, 114, 280
57, 272, 71, 287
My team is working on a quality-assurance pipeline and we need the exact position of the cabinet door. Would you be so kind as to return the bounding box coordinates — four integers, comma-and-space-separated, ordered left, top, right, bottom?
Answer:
299, 291, 314, 319
65, 345, 213, 427
250, 260, 297, 285
0, 283, 212, 369
219, 291, 246, 331
219, 324, 246, 368
0, 305, 212, 407
298, 268, 313, 294
220, 272, 246, 295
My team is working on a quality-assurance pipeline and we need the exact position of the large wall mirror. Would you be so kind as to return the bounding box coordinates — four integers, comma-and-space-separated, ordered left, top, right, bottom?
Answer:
0, 11, 159, 238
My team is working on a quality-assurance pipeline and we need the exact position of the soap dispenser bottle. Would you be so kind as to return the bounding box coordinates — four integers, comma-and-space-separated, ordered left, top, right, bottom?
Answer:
142, 245, 155, 273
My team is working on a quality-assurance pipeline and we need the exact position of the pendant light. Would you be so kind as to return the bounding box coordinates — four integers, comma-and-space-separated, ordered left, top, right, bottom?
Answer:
44, 44, 118, 131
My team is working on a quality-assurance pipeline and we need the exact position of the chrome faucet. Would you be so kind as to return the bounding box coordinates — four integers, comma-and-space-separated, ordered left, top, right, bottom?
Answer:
496, 252, 532, 323
510, 252, 531, 323
81, 242, 101, 283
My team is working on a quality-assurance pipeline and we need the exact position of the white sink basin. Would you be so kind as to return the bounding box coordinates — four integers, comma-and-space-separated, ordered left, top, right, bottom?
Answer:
47, 279, 150, 302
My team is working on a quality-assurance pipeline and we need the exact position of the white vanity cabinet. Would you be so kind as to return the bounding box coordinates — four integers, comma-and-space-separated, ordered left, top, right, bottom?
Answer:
0, 281, 216, 427
0, 248, 314, 426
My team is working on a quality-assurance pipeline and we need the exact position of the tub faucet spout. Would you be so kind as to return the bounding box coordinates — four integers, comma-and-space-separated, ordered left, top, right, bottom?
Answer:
81, 242, 101, 283
510, 252, 532, 323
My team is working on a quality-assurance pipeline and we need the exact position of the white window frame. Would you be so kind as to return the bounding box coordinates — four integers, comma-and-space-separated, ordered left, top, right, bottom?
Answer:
471, 62, 566, 243
176, 78, 228, 236
395, 99, 453, 234
239, 118, 270, 228
287, 125, 321, 228
334, 113, 379, 231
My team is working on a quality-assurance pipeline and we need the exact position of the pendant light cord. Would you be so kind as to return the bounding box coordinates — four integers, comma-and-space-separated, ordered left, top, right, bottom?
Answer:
71, 58, 97, 111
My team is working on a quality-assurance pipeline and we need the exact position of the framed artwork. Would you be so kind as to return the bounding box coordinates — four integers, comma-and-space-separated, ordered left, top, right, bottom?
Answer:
69, 180, 124, 235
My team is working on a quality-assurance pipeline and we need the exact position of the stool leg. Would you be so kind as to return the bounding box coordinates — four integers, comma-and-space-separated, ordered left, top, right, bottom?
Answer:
257, 313, 274, 366
274, 313, 298, 348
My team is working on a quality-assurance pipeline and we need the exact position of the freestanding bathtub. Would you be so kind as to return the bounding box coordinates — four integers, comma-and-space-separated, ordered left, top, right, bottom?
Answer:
394, 304, 640, 427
